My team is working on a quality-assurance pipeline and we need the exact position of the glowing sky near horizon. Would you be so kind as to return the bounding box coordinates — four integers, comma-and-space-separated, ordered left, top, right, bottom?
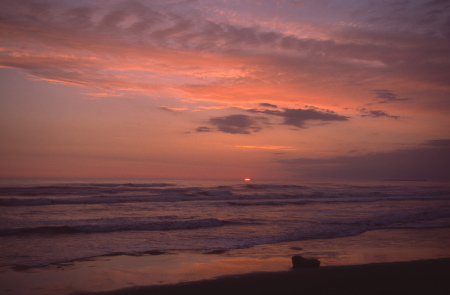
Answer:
1, 0, 449, 180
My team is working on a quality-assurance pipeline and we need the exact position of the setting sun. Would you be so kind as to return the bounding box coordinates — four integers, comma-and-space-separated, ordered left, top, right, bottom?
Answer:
1, 1, 450, 294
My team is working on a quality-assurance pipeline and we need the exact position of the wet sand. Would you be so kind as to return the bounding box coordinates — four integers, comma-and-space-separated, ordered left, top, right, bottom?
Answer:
2, 228, 450, 295
74, 258, 450, 295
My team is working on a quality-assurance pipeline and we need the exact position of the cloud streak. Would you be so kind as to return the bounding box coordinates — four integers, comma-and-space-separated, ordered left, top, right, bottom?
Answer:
197, 104, 349, 134
1, 0, 449, 108
279, 139, 450, 180
372, 90, 409, 104
207, 114, 263, 134
235, 145, 298, 151
358, 108, 400, 119
248, 106, 349, 128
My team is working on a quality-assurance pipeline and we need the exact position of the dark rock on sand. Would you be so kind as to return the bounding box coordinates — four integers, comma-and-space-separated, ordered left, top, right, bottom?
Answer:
291, 256, 320, 268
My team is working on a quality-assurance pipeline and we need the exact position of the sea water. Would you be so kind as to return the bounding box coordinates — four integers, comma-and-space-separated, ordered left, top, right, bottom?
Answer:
1, 178, 450, 268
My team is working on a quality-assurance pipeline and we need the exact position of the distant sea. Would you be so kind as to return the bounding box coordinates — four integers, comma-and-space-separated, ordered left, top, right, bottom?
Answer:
1, 178, 450, 268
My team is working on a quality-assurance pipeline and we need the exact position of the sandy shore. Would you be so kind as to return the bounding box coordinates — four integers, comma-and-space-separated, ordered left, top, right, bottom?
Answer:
74, 258, 450, 295
2, 229, 450, 295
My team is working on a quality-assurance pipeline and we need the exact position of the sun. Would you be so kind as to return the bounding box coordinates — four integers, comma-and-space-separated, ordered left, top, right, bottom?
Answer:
244, 178, 251, 181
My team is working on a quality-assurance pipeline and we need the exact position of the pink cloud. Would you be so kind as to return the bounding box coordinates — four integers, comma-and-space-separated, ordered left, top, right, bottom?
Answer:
0, 1, 449, 127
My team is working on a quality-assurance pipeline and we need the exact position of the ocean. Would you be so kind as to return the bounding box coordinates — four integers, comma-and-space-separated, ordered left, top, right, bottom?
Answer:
1, 178, 450, 269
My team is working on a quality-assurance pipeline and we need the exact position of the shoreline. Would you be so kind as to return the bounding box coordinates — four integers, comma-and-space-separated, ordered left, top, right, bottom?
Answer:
2, 228, 450, 295
74, 258, 450, 295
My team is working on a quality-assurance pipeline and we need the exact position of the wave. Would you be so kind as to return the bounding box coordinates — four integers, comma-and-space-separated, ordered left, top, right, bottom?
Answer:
227, 200, 309, 206
244, 184, 308, 190
2, 191, 449, 207
0, 182, 177, 197
266, 211, 450, 246
1, 181, 449, 208
313, 208, 450, 230
0, 194, 234, 206
0, 218, 227, 236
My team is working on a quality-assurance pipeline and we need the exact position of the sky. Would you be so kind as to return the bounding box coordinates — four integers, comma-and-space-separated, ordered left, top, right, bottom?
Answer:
1, 0, 450, 181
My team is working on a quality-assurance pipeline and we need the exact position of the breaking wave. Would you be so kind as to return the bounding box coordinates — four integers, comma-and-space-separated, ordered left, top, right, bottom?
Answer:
0, 218, 227, 237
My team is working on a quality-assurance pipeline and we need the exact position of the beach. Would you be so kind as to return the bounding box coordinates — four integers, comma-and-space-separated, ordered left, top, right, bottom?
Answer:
1, 228, 450, 295
74, 258, 450, 295
1, 179, 449, 294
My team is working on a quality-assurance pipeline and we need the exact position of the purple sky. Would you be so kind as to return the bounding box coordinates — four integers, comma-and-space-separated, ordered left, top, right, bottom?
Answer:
1, 0, 449, 180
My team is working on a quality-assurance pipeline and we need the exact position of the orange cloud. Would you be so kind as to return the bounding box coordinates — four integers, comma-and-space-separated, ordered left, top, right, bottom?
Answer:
1, 0, 448, 110
235, 145, 299, 151
81, 92, 125, 99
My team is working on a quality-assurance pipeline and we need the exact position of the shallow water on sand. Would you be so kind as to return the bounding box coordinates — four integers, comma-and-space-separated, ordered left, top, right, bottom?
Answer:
1, 228, 450, 295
